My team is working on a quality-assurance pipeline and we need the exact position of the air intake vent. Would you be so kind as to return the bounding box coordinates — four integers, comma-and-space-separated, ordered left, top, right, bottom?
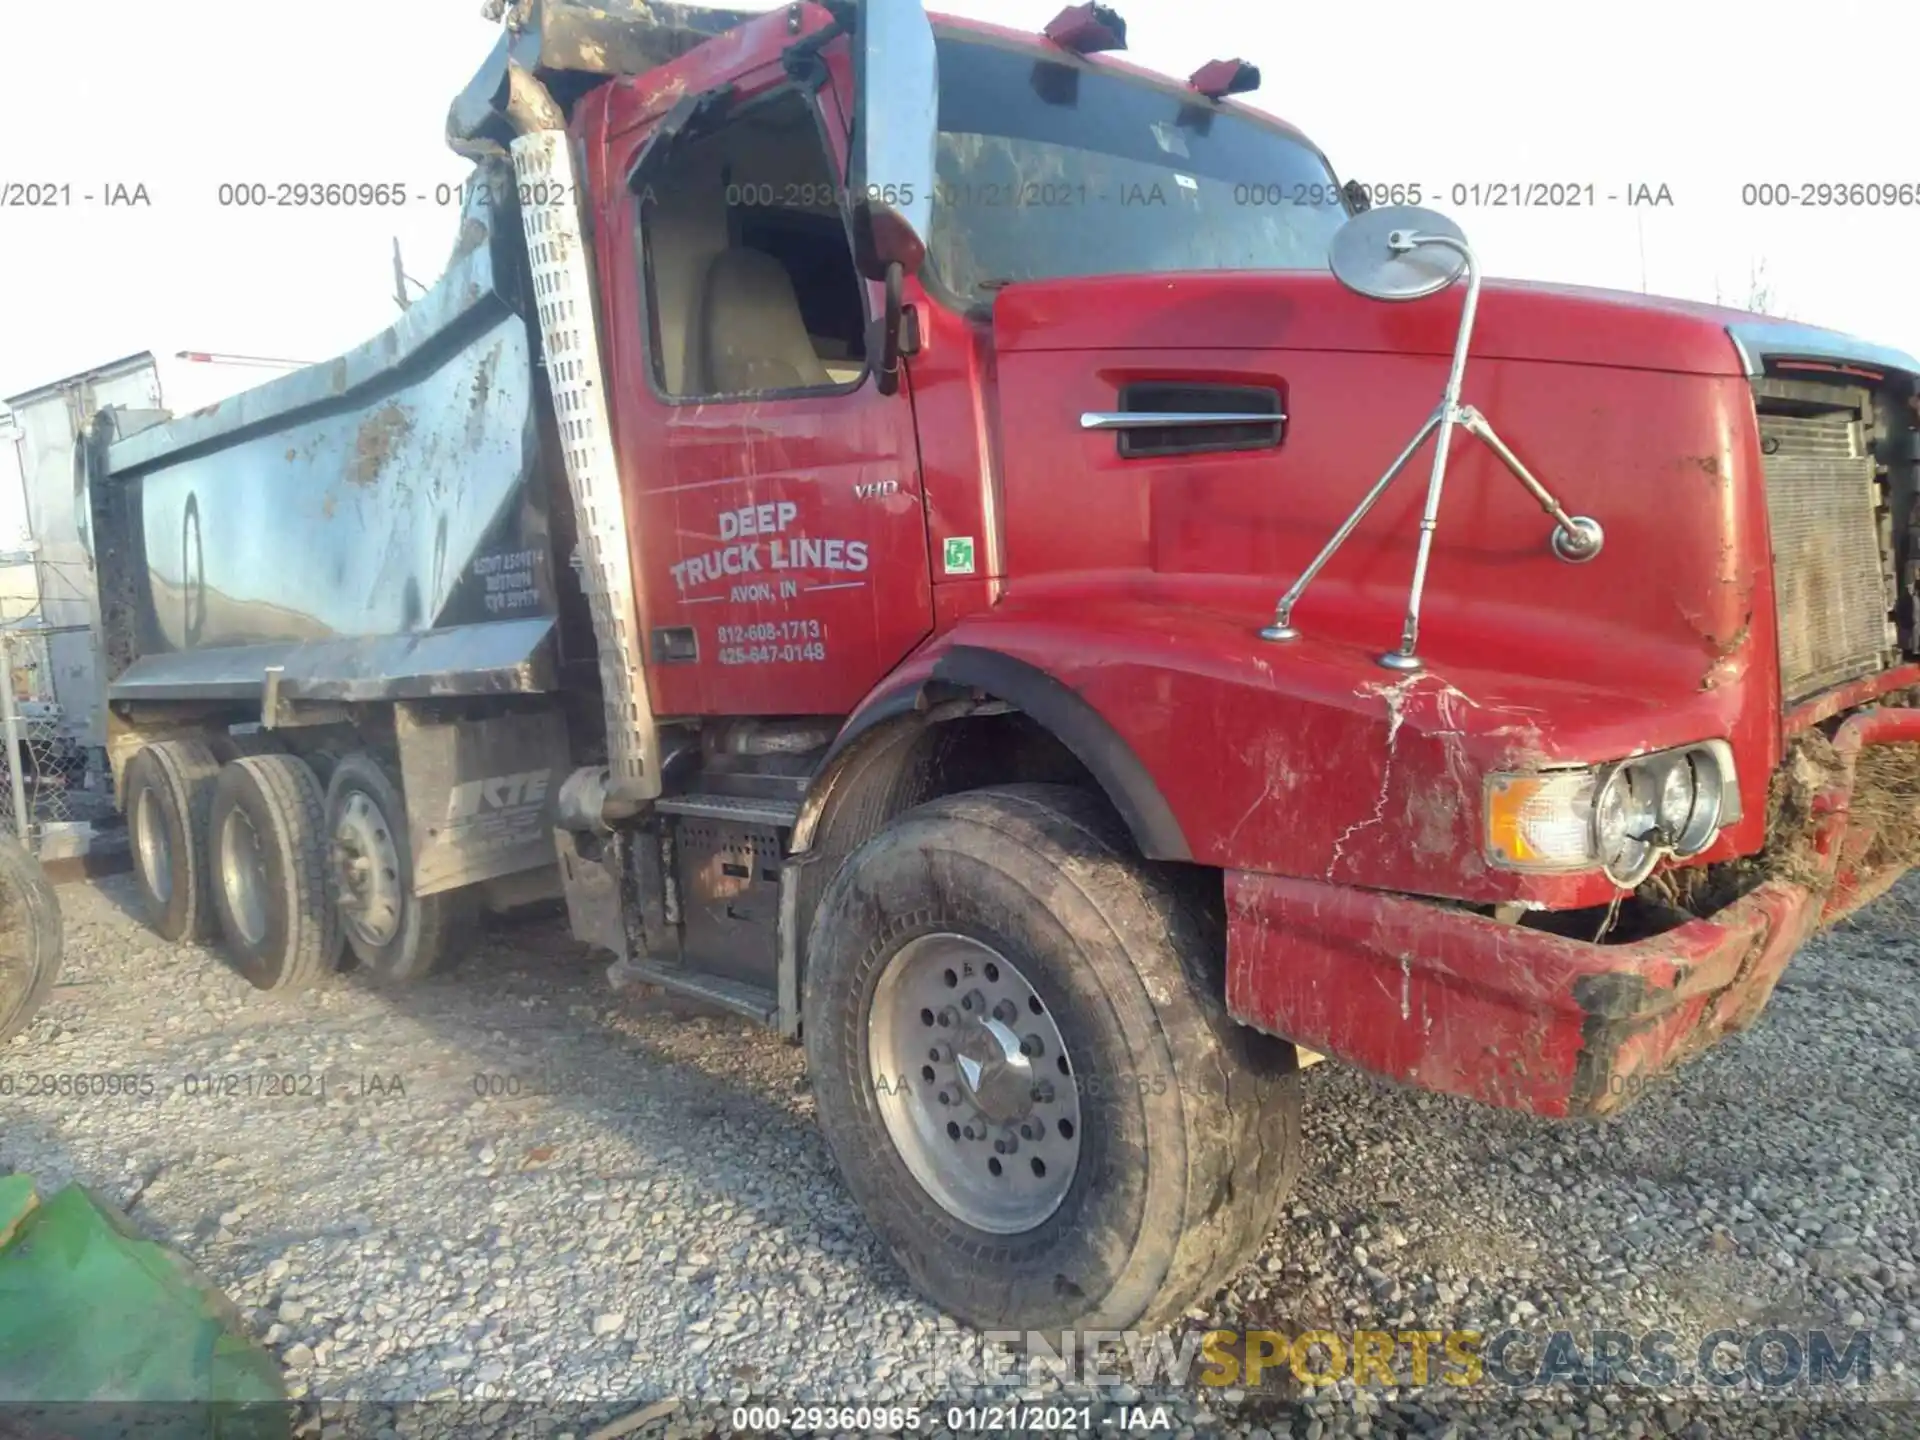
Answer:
1091, 383, 1285, 458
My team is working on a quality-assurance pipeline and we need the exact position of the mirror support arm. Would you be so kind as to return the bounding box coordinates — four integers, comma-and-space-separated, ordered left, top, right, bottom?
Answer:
1379, 231, 1479, 671
872, 261, 906, 396
1259, 407, 1445, 645
1261, 230, 1604, 666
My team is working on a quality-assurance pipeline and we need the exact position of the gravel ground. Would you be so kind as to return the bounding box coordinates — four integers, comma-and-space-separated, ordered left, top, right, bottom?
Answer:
4, 872, 1918, 1438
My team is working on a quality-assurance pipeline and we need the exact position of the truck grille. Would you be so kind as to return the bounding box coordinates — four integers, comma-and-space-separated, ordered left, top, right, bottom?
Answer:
1758, 389, 1896, 702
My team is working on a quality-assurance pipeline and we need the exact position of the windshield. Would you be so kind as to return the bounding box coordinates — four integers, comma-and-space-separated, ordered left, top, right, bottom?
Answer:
929, 34, 1349, 301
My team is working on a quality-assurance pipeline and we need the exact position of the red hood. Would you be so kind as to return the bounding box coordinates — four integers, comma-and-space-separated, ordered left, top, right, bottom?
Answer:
987, 270, 1855, 377
931, 264, 1910, 908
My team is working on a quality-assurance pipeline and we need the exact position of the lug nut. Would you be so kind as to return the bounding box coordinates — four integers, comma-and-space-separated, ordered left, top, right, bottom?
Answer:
1020, 1034, 1044, 1058
1031, 1081, 1055, 1105
960, 989, 986, 1015
937, 1007, 957, 1028
937, 1090, 953, 1106
993, 998, 1018, 1024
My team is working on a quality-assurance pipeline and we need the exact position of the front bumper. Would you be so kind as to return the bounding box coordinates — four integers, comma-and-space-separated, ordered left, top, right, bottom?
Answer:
1224, 707, 1920, 1118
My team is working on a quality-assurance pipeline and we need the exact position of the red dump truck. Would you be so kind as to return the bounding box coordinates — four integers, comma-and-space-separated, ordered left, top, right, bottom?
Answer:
78, 0, 1920, 1331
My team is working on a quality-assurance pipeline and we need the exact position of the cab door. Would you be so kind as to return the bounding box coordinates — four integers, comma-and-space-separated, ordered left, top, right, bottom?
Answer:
601, 63, 933, 717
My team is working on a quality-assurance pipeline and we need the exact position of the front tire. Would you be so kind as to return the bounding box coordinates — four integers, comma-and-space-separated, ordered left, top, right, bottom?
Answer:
208, 754, 341, 991
803, 783, 1301, 1332
325, 753, 470, 985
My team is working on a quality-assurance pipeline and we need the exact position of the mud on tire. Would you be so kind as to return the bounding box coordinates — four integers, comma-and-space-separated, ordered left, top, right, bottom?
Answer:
208, 754, 342, 991
803, 783, 1301, 1332
124, 738, 222, 942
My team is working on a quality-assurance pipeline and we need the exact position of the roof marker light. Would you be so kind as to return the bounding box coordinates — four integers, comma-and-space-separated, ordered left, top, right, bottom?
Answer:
1043, 3, 1127, 54
1188, 58, 1259, 99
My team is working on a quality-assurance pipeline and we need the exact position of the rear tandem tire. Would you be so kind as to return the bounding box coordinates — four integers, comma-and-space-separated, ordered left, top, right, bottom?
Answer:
208, 754, 342, 991
802, 783, 1302, 1332
325, 753, 471, 985
124, 739, 222, 942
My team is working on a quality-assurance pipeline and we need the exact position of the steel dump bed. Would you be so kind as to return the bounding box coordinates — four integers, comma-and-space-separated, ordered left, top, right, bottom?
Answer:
84, 0, 766, 712
85, 175, 568, 707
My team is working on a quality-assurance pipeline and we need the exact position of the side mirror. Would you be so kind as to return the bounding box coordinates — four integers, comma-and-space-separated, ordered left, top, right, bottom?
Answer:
849, 0, 938, 281
1328, 204, 1468, 302
869, 260, 921, 396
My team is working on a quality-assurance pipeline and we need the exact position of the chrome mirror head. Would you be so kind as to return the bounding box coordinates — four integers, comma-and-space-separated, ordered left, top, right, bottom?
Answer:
1329, 205, 1469, 302
851, 0, 939, 281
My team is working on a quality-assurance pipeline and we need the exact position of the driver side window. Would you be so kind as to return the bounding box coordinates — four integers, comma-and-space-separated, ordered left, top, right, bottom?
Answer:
637, 90, 868, 400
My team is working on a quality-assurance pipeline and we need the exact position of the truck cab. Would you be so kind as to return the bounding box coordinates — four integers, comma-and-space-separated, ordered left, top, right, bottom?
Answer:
88, 0, 1920, 1334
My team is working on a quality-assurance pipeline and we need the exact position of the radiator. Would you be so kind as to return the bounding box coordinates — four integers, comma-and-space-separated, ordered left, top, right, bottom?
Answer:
1758, 394, 1895, 702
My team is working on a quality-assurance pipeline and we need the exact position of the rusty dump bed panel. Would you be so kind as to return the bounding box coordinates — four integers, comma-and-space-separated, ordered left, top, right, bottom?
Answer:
88, 174, 571, 707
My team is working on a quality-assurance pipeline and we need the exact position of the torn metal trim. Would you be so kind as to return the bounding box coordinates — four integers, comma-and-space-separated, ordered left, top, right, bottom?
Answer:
1726, 320, 1920, 386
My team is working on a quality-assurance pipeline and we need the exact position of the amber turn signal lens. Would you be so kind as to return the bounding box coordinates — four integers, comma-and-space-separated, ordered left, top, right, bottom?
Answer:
1484, 770, 1599, 871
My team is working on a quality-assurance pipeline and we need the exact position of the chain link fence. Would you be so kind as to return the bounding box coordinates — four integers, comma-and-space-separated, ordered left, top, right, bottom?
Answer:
0, 627, 104, 852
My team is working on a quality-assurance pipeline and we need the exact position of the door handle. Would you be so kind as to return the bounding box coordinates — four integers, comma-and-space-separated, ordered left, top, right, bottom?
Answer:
1079, 410, 1289, 429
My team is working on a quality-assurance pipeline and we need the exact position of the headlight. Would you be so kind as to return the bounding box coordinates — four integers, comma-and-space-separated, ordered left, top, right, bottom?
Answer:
1595, 766, 1659, 886
1675, 752, 1726, 856
1485, 741, 1740, 885
1656, 761, 1695, 834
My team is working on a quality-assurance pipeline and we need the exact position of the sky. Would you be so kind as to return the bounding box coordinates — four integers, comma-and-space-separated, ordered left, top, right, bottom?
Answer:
3, 0, 1919, 532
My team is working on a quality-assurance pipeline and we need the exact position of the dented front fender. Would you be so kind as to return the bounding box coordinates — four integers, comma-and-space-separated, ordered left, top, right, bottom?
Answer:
1226, 706, 1920, 1117
848, 592, 1751, 910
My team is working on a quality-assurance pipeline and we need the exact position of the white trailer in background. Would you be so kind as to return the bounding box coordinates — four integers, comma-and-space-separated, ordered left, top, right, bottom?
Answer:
3, 353, 167, 772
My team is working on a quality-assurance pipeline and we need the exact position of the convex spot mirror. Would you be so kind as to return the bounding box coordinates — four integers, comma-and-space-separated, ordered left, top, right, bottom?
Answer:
1330, 205, 1469, 302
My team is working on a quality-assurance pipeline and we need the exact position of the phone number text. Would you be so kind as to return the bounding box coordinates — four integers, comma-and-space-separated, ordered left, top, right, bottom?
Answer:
717, 619, 823, 645
718, 642, 828, 666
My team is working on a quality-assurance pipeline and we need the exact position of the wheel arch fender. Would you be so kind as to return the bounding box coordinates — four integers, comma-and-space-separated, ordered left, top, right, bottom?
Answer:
799, 644, 1190, 863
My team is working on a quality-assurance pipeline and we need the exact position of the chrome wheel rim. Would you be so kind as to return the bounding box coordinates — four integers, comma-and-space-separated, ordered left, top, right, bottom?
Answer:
134, 787, 172, 905
331, 789, 402, 950
217, 808, 269, 947
867, 933, 1081, 1234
